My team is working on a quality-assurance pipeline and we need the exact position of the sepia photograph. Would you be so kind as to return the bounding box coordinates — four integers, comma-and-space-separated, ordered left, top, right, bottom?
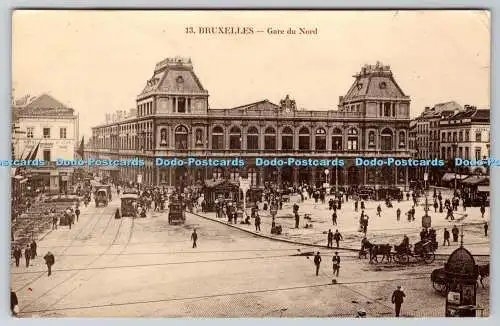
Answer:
10, 10, 490, 317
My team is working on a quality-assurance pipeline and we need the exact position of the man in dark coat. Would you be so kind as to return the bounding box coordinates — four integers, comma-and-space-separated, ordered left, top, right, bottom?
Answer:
75, 207, 80, 222
331, 211, 337, 226
332, 252, 341, 277
13, 246, 21, 267
452, 225, 460, 242
443, 228, 450, 246
327, 229, 333, 248
191, 229, 198, 248
484, 222, 488, 237
480, 204, 485, 218
313, 252, 322, 276
24, 245, 31, 268
11, 289, 18, 316
294, 212, 300, 229
44, 251, 55, 276
334, 229, 343, 248
391, 285, 406, 317
30, 240, 37, 259
255, 214, 261, 232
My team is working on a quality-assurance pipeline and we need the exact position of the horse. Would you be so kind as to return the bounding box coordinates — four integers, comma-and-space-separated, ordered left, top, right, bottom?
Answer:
371, 244, 392, 263
477, 263, 489, 288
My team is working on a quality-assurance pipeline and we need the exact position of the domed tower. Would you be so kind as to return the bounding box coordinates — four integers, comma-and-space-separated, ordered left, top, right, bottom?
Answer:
339, 62, 410, 119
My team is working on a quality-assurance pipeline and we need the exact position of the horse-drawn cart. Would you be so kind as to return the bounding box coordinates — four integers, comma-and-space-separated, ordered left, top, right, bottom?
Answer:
362, 239, 436, 265
393, 240, 436, 264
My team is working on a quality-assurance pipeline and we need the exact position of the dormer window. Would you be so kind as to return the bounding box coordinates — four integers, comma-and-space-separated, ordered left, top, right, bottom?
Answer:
176, 76, 184, 84
357, 83, 363, 90
379, 81, 387, 89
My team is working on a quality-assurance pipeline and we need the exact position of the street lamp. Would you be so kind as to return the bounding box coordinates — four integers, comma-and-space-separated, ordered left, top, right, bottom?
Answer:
452, 142, 458, 194
335, 140, 340, 193
324, 168, 330, 191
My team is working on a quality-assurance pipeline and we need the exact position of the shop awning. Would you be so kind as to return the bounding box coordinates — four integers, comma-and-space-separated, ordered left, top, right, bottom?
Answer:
477, 185, 490, 192
461, 175, 489, 185
441, 173, 468, 182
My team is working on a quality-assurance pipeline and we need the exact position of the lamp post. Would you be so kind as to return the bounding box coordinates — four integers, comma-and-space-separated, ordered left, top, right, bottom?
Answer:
324, 168, 330, 192
335, 140, 339, 194
452, 142, 458, 194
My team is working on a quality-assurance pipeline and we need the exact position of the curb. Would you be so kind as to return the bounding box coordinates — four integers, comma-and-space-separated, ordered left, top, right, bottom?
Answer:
189, 211, 490, 258
190, 211, 360, 253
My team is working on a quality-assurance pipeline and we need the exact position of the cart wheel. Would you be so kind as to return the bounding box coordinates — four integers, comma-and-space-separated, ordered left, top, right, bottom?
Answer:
423, 252, 435, 264
395, 253, 409, 264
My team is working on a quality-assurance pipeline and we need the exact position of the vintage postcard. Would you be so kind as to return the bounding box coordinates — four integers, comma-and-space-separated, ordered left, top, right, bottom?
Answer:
10, 10, 490, 317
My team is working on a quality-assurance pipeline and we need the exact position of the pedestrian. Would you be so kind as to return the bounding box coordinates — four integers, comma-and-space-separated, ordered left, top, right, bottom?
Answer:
115, 208, 121, 219
391, 285, 406, 317
13, 246, 21, 267
452, 225, 459, 242
396, 208, 401, 221
11, 289, 18, 317
191, 229, 198, 248
255, 214, 261, 232
327, 229, 333, 248
484, 222, 488, 237
52, 212, 58, 230
360, 201, 365, 210
376, 205, 381, 217
354, 200, 358, 212
75, 207, 80, 222
294, 212, 300, 229
43, 251, 55, 276
30, 239, 37, 259
332, 211, 337, 226
433, 201, 438, 213
480, 204, 485, 218
332, 252, 340, 277
334, 229, 343, 248
443, 228, 450, 246
24, 245, 31, 268
313, 251, 322, 276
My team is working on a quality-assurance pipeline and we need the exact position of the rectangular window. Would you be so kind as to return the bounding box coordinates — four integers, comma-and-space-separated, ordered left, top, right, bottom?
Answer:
27, 127, 34, 138
475, 147, 481, 160
177, 98, 186, 113
43, 149, 50, 161
464, 147, 469, 160
60, 127, 67, 139
43, 128, 51, 139
465, 131, 470, 141
475, 132, 481, 142
347, 138, 358, 150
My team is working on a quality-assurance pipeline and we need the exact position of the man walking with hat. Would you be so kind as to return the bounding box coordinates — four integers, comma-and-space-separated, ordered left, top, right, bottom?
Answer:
391, 285, 406, 317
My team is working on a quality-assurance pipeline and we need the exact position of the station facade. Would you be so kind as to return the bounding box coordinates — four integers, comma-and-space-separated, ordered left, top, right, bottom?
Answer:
87, 58, 412, 189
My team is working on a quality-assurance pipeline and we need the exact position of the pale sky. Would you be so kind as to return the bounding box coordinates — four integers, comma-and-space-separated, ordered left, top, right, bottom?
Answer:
12, 10, 490, 139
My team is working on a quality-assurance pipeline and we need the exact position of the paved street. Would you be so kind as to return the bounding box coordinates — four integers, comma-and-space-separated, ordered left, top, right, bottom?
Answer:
203, 188, 490, 256
10, 191, 489, 317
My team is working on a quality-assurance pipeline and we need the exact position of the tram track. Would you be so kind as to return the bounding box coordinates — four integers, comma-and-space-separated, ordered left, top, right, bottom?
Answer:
20, 204, 126, 313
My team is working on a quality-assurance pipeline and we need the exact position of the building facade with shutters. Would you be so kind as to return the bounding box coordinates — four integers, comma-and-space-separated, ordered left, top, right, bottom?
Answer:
87, 58, 412, 189
12, 94, 79, 193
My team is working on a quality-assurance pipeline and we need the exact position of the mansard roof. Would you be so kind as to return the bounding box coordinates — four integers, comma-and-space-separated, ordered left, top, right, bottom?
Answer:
139, 57, 207, 96
341, 62, 409, 103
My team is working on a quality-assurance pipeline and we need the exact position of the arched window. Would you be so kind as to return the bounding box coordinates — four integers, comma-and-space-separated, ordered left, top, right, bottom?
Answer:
347, 128, 358, 150
247, 126, 259, 151
174, 125, 188, 150
264, 127, 276, 150
229, 126, 241, 150
299, 127, 310, 150
315, 128, 326, 151
332, 128, 343, 151
368, 131, 375, 147
282, 127, 294, 151
212, 126, 224, 150
381, 128, 393, 151
399, 131, 406, 148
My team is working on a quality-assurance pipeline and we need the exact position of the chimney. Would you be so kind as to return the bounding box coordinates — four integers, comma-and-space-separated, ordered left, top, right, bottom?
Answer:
339, 96, 344, 103
424, 106, 430, 112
